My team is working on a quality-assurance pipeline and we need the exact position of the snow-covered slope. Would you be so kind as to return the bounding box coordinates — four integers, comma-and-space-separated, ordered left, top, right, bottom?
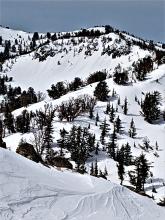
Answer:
1, 26, 165, 207
0, 26, 31, 41
0, 148, 164, 220
5, 32, 153, 92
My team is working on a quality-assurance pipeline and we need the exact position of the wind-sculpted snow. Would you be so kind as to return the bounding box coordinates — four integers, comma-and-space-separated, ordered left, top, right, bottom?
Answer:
0, 148, 164, 220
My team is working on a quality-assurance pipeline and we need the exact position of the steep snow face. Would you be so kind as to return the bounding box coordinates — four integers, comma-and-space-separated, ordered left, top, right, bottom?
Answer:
4, 30, 153, 92
0, 148, 164, 220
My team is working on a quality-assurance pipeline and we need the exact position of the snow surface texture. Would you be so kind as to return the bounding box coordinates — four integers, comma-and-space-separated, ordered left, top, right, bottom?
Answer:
1, 26, 165, 207
0, 148, 164, 220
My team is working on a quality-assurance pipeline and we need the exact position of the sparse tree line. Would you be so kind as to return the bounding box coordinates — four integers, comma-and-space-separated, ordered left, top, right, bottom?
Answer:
1, 24, 165, 65
47, 71, 107, 100
101, 39, 131, 58
0, 32, 49, 63
0, 84, 38, 113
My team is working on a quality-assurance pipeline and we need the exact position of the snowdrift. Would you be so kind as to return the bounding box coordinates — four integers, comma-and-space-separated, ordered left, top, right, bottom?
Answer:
0, 148, 164, 220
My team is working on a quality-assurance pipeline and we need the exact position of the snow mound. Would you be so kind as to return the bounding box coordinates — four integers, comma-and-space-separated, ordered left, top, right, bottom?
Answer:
0, 148, 164, 220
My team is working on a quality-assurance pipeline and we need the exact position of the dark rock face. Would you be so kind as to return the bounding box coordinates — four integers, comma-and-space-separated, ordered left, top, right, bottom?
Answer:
48, 156, 73, 169
16, 142, 42, 163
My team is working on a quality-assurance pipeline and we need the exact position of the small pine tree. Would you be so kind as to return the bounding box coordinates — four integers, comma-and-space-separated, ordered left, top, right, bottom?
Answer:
57, 128, 68, 156
114, 116, 122, 133
163, 110, 165, 121
118, 96, 120, 105
108, 126, 117, 160
139, 137, 151, 151
100, 118, 110, 145
44, 117, 54, 155
155, 141, 159, 151
89, 108, 94, 119
105, 102, 111, 114
112, 88, 116, 97
123, 97, 128, 115
96, 112, 99, 122
4, 105, 15, 133
124, 142, 132, 166
94, 159, 98, 177
104, 166, 108, 176
117, 160, 125, 185
90, 162, 94, 176
109, 104, 115, 123
128, 118, 137, 138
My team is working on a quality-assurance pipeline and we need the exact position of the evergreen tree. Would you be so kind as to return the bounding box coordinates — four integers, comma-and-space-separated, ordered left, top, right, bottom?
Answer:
141, 91, 161, 123
0, 119, 6, 148
94, 159, 98, 177
44, 116, 54, 154
57, 128, 68, 156
123, 97, 128, 115
100, 118, 110, 145
0, 36, 2, 45
109, 104, 115, 123
118, 96, 120, 105
4, 105, 15, 133
128, 153, 151, 192
68, 125, 77, 152
128, 118, 137, 138
47, 82, 66, 99
112, 88, 116, 97
96, 112, 99, 122
32, 32, 39, 41
89, 108, 94, 119
69, 77, 83, 91
104, 166, 108, 176
114, 115, 122, 133
105, 102, 111, 114
90, 162, 94, 176
87, 71, 107, 84
47, 32, 51, 39
117, 159, 125, 185
113, 64, 129, 85
162, 109, 165, 121
94, 81, 109, 101
133, 56, 153, 81
108, 126, 117, 159
139, 137, 152, 151
155, 141, 159, 151
69, 126, 92, 169
3, 41, 10, 59
87, 133, 95, 152
15, 110, 30, 133
124, 142, 132, 166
